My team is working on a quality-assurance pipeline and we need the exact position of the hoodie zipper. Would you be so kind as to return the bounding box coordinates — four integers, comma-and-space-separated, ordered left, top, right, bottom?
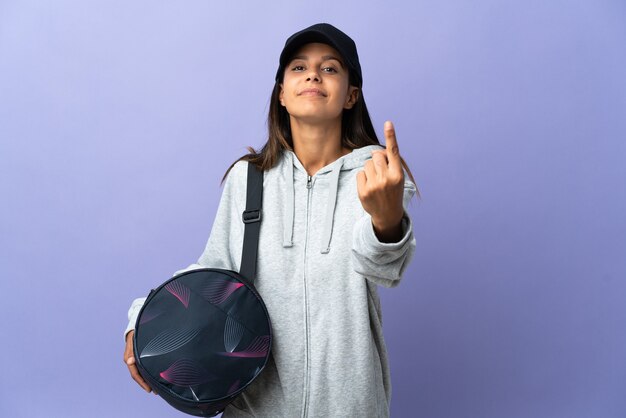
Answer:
301, 174, 313, 418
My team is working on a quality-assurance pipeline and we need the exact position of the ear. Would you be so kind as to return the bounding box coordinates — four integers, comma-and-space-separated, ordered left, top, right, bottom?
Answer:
344, 86, 359, 109
279, 84, 285, 107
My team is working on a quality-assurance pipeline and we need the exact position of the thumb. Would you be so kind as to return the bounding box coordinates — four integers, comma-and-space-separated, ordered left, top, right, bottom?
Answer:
356, 170, 366, 196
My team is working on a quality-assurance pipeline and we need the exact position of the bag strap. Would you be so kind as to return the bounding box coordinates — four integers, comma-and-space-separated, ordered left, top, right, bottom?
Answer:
239, 162, 263, 284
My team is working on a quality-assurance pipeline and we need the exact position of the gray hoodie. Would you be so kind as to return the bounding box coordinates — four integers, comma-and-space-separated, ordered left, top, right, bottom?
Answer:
125, 144, 417, 417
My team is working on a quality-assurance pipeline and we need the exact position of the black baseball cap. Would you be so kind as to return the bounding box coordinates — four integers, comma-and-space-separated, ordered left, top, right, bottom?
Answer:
275, 23, 363, 87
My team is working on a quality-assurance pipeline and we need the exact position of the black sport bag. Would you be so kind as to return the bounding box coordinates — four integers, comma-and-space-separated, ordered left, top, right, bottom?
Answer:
133, 162, 271, 416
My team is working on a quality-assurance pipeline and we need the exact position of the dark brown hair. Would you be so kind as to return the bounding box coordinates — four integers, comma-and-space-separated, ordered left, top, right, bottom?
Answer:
220, 72, 420, 199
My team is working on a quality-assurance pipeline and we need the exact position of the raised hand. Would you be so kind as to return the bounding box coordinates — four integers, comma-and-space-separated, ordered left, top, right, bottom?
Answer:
356, 121, 405, 243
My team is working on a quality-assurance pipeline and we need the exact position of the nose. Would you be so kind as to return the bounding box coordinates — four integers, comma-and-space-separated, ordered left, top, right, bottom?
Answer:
306, 69, 321, 82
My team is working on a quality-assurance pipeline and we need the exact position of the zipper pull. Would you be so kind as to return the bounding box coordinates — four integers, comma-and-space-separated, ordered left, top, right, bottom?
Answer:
307, 175, 312, 189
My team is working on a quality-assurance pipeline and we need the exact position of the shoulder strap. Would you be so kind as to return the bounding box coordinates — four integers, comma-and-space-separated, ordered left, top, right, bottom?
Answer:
239, 161, 263, 284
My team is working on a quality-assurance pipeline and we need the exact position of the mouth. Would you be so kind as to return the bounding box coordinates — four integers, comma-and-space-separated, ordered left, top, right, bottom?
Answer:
299, 88, 326, 97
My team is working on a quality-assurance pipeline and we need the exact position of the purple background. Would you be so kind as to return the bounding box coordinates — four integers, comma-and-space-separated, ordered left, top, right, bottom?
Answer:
1, 1, 625, 417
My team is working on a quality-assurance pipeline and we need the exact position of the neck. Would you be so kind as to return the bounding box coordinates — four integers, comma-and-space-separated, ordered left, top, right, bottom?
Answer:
290, 116, 351, 176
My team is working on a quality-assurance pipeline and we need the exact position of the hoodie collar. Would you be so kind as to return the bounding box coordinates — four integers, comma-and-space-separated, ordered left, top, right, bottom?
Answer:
281, 145, 384, 253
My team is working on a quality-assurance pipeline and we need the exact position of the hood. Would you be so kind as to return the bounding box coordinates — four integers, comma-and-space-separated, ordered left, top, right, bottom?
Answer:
281, 144, 384, 254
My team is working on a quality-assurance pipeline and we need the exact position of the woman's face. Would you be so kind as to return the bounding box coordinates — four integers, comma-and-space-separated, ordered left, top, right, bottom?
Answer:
279, 42, 359, 124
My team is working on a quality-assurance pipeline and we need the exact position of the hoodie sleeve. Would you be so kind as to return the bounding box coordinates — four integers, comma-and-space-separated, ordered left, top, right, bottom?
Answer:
123, 161, 247, 340
351, 177, 417, 288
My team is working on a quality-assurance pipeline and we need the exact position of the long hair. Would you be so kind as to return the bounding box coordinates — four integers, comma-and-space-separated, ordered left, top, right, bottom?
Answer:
220, 74, 420, 199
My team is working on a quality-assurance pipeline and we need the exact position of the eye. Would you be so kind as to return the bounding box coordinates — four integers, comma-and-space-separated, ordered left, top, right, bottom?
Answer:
322, 67, 338, 73
291, 65, 305, 71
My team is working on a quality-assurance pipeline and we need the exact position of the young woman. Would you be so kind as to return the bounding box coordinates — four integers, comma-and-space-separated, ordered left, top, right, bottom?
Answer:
124, 23, 419, 417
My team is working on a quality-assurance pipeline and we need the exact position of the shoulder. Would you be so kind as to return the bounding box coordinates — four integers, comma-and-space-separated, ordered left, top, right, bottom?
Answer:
224, 159, 249, 186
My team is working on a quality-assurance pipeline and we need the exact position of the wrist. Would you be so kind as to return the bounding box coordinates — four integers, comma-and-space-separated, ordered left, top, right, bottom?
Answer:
371, 214, 404, 243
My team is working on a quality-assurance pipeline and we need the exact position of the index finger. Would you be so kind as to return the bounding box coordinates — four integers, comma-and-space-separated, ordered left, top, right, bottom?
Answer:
383, 121, 401, 171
